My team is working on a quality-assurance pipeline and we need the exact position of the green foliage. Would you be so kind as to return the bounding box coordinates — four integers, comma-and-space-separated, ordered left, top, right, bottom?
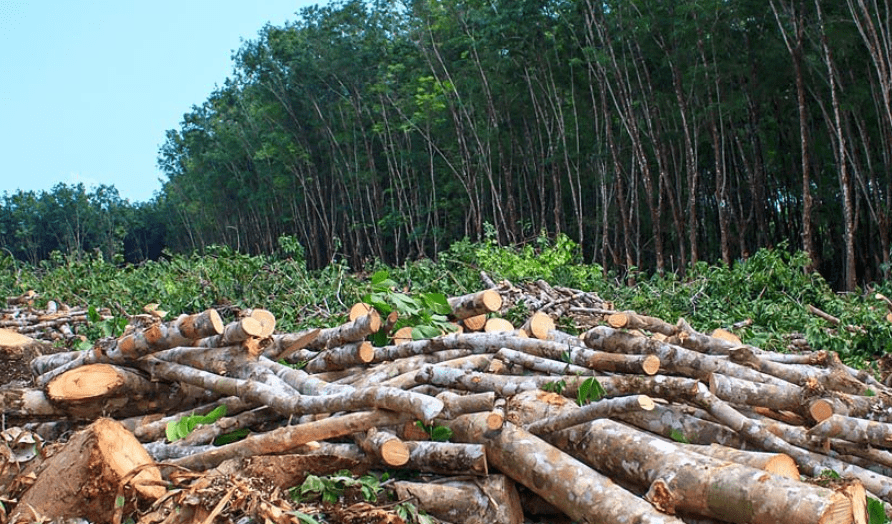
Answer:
289, 470, 383, 504
415, 421, 454, 442
446, 231, 603, 290
541, 379, 566, 395
289, 511, 321, 524
362, 270, 456, 344
575, 377, 605, 406
868, 497, 889, 524
166, 405, 227, 442
395, 502, 434, 524
0, 242, 888, 366
669, 430, 691, 444
75, 306, 130, 350
213, 428, 250, 446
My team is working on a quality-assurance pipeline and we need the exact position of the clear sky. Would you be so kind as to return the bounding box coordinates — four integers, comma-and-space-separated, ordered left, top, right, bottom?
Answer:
0, 0, 321, 203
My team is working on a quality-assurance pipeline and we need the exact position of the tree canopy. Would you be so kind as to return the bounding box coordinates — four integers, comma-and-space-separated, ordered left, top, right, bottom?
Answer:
5, 0, 892, 290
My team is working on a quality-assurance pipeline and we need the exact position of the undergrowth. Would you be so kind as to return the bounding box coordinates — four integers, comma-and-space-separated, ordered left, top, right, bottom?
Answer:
0, 233, 890, 366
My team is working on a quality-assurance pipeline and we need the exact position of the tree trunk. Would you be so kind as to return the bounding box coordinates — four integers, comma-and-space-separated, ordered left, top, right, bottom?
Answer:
447, 411, 685, 523
391, 474, 523, 524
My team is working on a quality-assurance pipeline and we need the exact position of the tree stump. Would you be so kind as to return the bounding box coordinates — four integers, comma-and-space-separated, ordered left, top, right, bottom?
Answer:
10, 418, 164, 523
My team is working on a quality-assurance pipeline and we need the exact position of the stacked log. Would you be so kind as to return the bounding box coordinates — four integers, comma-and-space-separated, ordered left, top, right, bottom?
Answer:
1, 290, 115, 344
1, 283, 888, 524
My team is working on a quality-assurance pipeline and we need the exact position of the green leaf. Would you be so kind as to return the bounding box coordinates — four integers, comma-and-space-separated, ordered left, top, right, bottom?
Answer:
420, 292, 451, 315
576, 377, 605, 406
390, 292, 421, 315
541, 379, 566, 394
290, 511, 321, 524
88, 305, 101, 323
213, 428, 250, 445
115, 495, 126, 508
430, 425, 453, 442
371, 270, 390, 286
166, 405, 228, 442
867, 497, 889, 524
669, 430, 690, 444
300, 475, 326, 496
412, 325, 441, 340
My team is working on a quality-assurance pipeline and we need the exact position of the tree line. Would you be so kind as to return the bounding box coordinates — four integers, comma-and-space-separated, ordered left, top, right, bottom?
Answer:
5, 0, 892, 290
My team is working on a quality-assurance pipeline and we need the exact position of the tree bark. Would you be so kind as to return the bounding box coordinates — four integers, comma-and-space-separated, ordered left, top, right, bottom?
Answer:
391, 474, 522, 524
529, 404, 857, 524
304, 311, 381, 350
447, 289, 503, 320
448, 411, 685, 523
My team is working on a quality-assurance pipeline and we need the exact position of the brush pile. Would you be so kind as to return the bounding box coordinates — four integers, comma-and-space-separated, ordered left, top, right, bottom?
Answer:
1, 277, 890, 524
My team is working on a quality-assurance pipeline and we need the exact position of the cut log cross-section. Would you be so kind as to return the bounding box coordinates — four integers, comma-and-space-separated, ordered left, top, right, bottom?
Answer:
44, 363, 209, 420
461, 313, 488, 332
521, 311, 556, 340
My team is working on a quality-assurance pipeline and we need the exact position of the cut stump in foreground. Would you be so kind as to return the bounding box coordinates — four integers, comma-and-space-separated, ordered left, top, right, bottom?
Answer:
10, 418, 164, 524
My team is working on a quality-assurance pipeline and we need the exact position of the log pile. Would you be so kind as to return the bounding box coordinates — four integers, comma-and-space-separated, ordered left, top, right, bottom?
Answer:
1, 289, 115, 344
1, 282, 889, 524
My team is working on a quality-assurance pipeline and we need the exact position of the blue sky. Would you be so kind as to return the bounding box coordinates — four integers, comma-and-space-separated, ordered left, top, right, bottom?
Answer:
0, 0, 321, 203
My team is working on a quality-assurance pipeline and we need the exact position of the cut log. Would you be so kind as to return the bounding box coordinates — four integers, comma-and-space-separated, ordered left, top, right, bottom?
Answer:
45, 363, 213, 420
140, 357, 444, 423
356, 427, 409, 467
546, 416, 855, 524
391, 475, 522, 524
177, 405, 277, 447
461, 313, 488, 331
348, 302, 374, 321
391, 326, 414, 345
525, 394, 655, 435
119, 396, 256, 443
710, 327, 742, 343
6, 289, 36, 306
265, 328, 321, 361
169, 409, 413, 471
436, 391, 496, 420
584, 325, 791, 386
685, 443, 800, 479
708, 373, 814, 421
10, 418, 164, 524
521, 311, 556, 340
484, 317, 514, 333
0, 328, 49, 358
34, 309, 225, 387
808, 414, 892, 449
616, 402, 750, 449
244, 308, 276, 337
212, 452, 362, 489
194, 317, 264, 348
447, 289, 503, 320
303, 341, 375, 373
0, 384, 63, 418
29, 350, 81, 377
446, 412, 685, 523
607, 310, 678, 336
402, 440, 488, 475
494, 347, 594, 376
305, 311, 381, 350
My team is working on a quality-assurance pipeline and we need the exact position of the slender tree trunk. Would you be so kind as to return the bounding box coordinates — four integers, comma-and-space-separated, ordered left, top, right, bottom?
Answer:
816, 0, 857, 290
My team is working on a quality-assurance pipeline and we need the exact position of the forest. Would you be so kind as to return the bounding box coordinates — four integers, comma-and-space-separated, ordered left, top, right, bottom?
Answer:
2, 0, 892, 291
